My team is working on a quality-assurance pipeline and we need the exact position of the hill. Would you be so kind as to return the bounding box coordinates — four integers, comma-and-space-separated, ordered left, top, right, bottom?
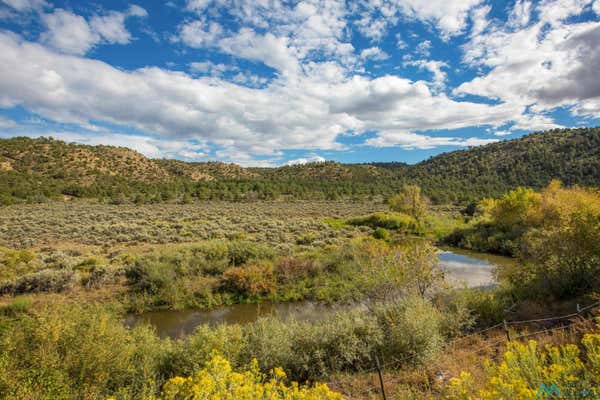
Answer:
1, 127, 599, 204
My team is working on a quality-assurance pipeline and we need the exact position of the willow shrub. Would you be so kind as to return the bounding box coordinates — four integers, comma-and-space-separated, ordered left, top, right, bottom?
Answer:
147, 354, 342, 400
445, 331, 600, 399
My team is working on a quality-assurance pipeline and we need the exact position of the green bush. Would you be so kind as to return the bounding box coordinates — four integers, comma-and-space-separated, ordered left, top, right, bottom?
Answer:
126, 259, 177, 296
372, 227, 390, 240
0, 269, 76, 295
0, 296, 32, 316
375, 295, 444, 365
226, 240, 275, 266
0, 304, 164, 399
348, 212, 419, 233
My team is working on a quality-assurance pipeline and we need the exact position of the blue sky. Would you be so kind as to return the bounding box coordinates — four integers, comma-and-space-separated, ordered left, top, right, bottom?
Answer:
0, 0, 599, 166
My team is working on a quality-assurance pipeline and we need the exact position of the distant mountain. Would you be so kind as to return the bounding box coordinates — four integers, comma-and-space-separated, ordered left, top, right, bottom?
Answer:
1, 127, 599, 204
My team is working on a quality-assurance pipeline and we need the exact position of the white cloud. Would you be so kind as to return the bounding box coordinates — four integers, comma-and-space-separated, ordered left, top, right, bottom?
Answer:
189, 61, 232, 75
594, 0, 600, 15
536, 0, 593, 25
492, 130, 511, 136
1, 0, 46, 11
404, 59, 448, 89
218, 29, 299, 75
457, 0, 600, 118
40, 9, 97, 55
365, 131, 499, 149
186, 0, 212, 12
178, 19, 223, 48
0, 32, 525, 163
285, 154, 326, 165
0, 116, 17, 128
353, 0, 483, 41
40, 5, 147, 55
415, 40, 432, 56
470, 5, 491, 36
508, 0, 532, 28
360, 46, 390, 61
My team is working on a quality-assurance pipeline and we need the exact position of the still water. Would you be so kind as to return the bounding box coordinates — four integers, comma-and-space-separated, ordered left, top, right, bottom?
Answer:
126, 248, 514, 339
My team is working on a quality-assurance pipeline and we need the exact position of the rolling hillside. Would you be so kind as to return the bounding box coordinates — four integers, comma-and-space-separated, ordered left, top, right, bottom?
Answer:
1, 127, 599, 204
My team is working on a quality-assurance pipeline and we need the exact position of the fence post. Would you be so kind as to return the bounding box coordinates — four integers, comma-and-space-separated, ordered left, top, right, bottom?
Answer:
374, 354, 387, 400
503, 319, 511, 342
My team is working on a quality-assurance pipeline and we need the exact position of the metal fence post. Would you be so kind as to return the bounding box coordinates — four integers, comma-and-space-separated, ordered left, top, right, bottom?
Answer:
375, 354, 387, 400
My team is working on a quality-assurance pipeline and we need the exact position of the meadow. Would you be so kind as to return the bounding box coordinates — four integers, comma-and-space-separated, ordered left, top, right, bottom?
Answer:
0, 183, 599, 399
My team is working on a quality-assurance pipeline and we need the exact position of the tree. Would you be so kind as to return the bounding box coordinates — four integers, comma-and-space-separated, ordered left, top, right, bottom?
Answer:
388, 184, 429, 221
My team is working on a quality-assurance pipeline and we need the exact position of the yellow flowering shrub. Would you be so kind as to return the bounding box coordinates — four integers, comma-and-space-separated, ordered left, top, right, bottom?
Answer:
445, 333, 600, 400
148, 354, 343, 400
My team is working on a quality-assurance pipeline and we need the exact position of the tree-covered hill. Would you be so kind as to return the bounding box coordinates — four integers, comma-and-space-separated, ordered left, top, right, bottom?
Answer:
1, 127, 599, 205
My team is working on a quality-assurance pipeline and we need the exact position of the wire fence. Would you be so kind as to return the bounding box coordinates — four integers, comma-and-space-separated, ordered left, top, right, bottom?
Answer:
361, 299, 600, 399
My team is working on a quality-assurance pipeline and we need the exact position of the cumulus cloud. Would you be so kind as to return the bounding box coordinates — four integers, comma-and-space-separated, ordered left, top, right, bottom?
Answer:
456, 0, 600, 118
366, 131, 499, 149
360, 46, 390, 61
404, 59, 448, 89
0, 32, 523, 163
285, 154, 326, 165
353, 0, 483, 40
39, 5, 147, 55
1, 0, 597, 164
178, 19, 223, 48
1, 0, 47, 11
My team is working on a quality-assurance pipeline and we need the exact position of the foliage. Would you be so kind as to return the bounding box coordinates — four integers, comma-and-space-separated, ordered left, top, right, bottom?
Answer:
372, 227, 390, 240
446, 181, 600, 300
389, 184, 429, 221
375, 295, 444, 365
0, 304, 164, 399
149, 354, 342, 400
0, 268, 76, 295
445, 331, 600, 399
221, 263, 276, 299
347, 212, 420, 233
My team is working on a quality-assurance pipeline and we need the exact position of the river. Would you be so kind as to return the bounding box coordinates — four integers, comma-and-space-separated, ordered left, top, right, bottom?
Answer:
125, 248, 514, 339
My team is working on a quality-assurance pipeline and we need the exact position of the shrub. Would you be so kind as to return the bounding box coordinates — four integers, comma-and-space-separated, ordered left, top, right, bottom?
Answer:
287, 310, 382, 380
149, 354, 342, 400
0, 296, 32, 316
373, 227, 390, 240
0, 269, 76, 294
274, 257, 318, 283
375, 295, 444, 365
445, 331, 600, 399
0, 304, 164, 399
227, 240, 275, 266
348, 212, 419, 233
221, 263, 276, 298
0, 247, 37, 280
514, 211, 600, 299
388, 184, 429, 222
126, 259, 177, 295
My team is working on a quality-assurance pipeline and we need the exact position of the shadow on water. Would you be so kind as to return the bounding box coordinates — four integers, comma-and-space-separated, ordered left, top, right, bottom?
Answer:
125, 248, 515, 339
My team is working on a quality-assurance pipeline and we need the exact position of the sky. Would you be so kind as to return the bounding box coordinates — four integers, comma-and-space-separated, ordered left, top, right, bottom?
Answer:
0, 0, 599, 166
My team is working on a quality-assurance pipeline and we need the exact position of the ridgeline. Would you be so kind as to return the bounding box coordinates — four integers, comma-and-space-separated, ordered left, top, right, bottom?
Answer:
1, 127, 599, 204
